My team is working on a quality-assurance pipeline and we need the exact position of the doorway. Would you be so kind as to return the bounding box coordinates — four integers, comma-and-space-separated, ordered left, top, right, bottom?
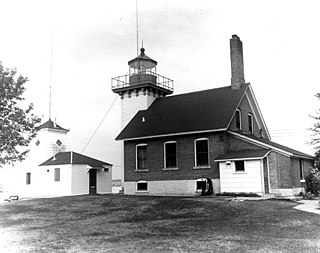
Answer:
89, 169, 97, 195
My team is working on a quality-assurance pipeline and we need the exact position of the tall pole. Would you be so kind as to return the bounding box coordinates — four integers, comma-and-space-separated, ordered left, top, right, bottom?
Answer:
49, 29, 53, 120
136, 0, 139, 56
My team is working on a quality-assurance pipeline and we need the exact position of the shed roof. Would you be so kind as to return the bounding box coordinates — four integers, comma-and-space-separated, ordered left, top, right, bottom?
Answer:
37, 119, 69, 132
228, 131, 314, 160
39, 151, 112, 167
215, 149, 270, 161
116, 83, 249, 140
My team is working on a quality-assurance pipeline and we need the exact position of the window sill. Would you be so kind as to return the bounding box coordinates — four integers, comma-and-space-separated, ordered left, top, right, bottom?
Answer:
135, 169, 149, 172
136, 191, 149, 193
193, 166, 211, 170
233, 171, 246, 174
163, 167, 179, 171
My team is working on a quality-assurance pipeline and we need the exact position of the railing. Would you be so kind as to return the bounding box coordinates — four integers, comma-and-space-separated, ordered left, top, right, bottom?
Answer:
111, 69, 174, 92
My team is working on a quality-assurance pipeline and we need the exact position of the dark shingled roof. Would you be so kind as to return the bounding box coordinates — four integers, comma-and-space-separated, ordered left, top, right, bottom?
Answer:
229, 131, 315, 160
39, 151, 112, 167
37, 119, 69, 132
116, 84, 249, 140
215, 149, 270, 161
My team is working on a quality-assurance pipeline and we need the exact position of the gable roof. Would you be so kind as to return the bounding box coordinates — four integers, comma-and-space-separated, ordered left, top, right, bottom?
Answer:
228, 131, 314, 160
39, 151, 112, 167
37, 119, 69, 132
116, 83, 249, 140
215, 149, 270, 162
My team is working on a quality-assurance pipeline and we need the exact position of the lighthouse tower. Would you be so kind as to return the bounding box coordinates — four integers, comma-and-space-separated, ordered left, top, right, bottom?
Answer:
112, 48, 174, 128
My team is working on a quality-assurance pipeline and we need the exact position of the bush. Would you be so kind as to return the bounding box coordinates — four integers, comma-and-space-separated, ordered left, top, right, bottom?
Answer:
305, 167, 320, 194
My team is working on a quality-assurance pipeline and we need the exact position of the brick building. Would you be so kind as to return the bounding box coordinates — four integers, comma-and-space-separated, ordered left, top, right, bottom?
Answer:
112, 35, 314, 196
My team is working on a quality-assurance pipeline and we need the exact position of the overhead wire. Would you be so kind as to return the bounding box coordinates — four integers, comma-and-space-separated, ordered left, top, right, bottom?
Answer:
81, 95, 118, 154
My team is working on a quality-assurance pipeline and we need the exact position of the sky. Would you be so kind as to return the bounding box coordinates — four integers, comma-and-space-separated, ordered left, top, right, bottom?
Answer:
0, 0, 319, 179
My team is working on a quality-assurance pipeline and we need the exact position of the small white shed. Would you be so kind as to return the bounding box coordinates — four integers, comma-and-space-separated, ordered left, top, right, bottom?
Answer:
35, 151, 113, 196
215, 150, 270, 195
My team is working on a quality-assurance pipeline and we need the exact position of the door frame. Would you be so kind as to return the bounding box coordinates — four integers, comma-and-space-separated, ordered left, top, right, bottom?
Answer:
89, 169, 97, 195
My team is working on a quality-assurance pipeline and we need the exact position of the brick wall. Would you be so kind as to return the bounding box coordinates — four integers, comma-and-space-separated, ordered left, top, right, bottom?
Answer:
227, 134, 265, 152
268, 151, 293, 189
124, 132, 228, 182
268, 152, 279, 189
229, 94, 260, 136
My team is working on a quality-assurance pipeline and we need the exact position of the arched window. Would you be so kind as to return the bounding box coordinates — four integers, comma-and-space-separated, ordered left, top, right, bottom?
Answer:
248, 113, 253, 133
236, 109, 241, 130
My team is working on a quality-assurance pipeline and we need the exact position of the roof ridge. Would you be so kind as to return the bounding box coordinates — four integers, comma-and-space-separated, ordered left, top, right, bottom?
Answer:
162, 83, 249, 100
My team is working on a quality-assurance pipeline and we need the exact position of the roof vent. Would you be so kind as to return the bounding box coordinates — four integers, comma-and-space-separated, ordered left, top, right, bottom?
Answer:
52, 155, 56, 161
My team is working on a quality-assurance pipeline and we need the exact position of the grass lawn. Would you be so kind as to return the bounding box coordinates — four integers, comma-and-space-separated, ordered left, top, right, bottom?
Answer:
1, 195, 320, 252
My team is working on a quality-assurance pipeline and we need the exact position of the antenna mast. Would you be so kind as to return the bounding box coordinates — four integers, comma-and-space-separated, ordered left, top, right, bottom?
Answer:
136, 0, 139, 56
49, 29, 53, 120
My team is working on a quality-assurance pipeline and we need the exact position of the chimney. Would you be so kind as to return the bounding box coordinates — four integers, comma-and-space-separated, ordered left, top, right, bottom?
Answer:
230, 35, 245, 90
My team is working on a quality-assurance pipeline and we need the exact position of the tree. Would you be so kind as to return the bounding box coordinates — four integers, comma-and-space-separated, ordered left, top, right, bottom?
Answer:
0, 61, 41, 166
310, 93, 320, 169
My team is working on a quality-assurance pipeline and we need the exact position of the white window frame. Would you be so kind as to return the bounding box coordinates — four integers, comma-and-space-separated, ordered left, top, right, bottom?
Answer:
248, 113, 254, 133
163, 141, 178, 170
136, 144, 148, 171
194, 138, 210, 169
195, 178, 207, 192
236, 109, 242, 130
234, 160, 246, 174
136, 180, 148, 192
299, 159, 305, 182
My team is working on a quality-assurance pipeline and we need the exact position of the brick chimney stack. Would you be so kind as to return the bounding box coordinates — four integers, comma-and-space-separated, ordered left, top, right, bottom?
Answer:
230, 35, 245, 90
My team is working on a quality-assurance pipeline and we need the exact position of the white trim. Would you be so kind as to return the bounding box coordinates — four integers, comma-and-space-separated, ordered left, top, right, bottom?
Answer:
248, 113, 254, 133
195, 178, 207, 192
228, 131, 293, 157
235, 109, 242, 130
194, 138, 210, 168
260, 158, 264, 193
136, 143, 148, 171
247, 85, 271, 139
215, 157, 267, 162
245, 93, 262, 131
234, 160, 245, 173
118, 128, 227, 141
299, 159, 305, 180
214, 150, 271, 162
164, 141, 177, 169
226, 86, 248, 129
136, 180, 148, 192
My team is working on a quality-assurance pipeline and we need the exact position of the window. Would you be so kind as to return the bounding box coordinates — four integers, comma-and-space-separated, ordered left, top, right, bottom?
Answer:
235, 161, 245, 172
299, 159, 304, 180
196, 179, 206, 191
56, 139, 63, 148
136, 144, 147, 170
195, 138, 210, 167
54, 168, 60, 182
164, 141, 177, 168
26, 173, 31, 185
236, 109, 241, 130
248, 113, 253, 133
136, 181, 148, 191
